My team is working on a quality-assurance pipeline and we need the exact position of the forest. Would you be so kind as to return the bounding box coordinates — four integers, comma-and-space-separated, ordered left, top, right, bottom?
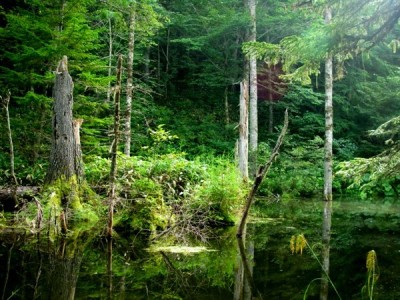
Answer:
0, 0, 400, 298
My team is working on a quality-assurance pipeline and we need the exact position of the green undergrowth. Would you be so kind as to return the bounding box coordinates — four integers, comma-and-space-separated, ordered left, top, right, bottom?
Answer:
14, 176, 101, 237
85, 153, 247, 236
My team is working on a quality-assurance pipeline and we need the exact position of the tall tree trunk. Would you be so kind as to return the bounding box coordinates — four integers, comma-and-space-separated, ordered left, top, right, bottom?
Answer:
46, 56, 80, 184
239, 80, 249, 181
107, 14, 113, 103
248, 0, 258, 176
1, 91, 18, 193
321, 5, 333, 300
124, 7, 136, 157
108, 55, 123, 239
268, 69, 274, 133
324, 7, 333, 202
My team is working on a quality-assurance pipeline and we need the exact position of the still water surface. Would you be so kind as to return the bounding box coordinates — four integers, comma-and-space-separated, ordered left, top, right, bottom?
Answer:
1, 197, 400, 299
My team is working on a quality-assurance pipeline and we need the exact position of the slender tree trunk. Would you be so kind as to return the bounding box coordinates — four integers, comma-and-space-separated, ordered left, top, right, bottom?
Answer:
107, 15, 113, 103
268, 69, 274, 133
72, 118, 84, 181
321, 6, 333, 299
248, 0, 258, 177
224, 86, 230, 125
108, 55, 123, 239
1, 91, 18, 192
239, 80, 249, 181
324, 7, 333, 202
124, 8, 136, 157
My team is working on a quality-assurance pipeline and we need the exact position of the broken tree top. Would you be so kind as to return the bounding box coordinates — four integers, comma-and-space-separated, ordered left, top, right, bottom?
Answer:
57, 55, 68, 73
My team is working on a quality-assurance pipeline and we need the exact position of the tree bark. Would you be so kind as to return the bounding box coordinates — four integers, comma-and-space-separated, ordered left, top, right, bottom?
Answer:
324, 7, 333, 202
124, 7, 136, 156
238, 80, 249, 181
224, 86, 230, 125
1, 91, 18, 196
237, 109, 288, 238
268, 69, 274, 133
45, 56, 80, 184
107, 14, 113, 103
72, 118, 84, 181
108, 55, 123, 239
45, 56, 84, 234
321, 6, 333, 299
248, 0, 258, 177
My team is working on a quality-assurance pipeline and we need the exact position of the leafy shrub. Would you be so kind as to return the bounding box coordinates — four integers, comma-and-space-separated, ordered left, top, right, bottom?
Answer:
85, 153, 245, 234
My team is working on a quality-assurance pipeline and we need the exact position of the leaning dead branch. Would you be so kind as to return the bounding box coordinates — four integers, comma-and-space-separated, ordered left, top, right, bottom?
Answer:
236, 109, 289, 238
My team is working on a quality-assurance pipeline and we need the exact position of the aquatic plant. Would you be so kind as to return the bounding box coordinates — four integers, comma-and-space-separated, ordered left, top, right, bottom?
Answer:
290, 234, 342, 300
362, 250, 379, 300
290, 234, 306, 255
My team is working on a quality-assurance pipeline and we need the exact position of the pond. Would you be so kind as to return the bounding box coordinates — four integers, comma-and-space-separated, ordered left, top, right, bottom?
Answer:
1, 197, 400, 299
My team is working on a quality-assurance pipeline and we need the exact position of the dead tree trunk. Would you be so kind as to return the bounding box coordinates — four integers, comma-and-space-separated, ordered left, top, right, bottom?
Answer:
124, 7, 136, 157
237, 109, 288, 238
1, 91, 18, 205
238, 80, 249, 181
108, 55, 123, 239
248, 0, 258, 177
45, 56, 82, 234
46, 56, 80, 184
73, 118, 84, 181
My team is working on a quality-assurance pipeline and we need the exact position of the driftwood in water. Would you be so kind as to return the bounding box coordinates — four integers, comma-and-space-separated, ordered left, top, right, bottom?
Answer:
236, 109, 288, 238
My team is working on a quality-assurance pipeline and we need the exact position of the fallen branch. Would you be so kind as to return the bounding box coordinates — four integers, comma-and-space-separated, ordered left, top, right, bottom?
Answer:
236, 109, 289, 238
0, 186, 40, 210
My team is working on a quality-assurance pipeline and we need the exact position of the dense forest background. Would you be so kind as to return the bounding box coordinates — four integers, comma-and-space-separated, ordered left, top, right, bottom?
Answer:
1, 0, 400, 199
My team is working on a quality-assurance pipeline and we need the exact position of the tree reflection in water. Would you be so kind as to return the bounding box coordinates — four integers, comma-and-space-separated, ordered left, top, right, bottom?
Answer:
320, 200, 332, 300
235, 227, 262, 300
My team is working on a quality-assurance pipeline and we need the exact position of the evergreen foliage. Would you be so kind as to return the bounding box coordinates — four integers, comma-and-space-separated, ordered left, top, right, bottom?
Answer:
1, 0, 400, 233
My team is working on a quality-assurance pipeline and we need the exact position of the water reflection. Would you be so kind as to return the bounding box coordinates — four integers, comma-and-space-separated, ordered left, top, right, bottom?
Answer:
2, 199, 400, 299
107, 238, 113, 300
320, 200, 332, 300
44, 237, 83, 300
235, 227, 262, 300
